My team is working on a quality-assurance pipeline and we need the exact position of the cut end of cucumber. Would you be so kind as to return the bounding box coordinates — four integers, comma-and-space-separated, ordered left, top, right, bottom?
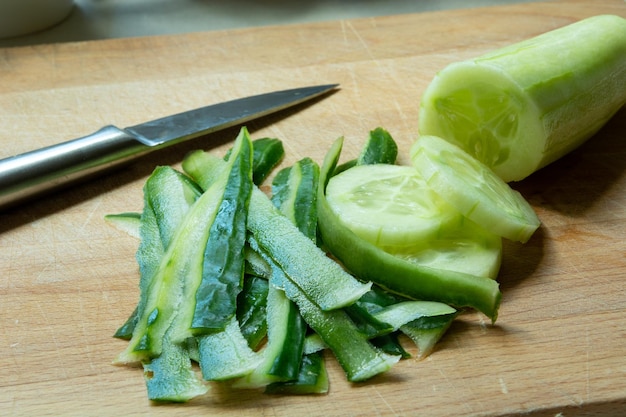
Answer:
418, 61, 545, 182
410, 135, 540, 243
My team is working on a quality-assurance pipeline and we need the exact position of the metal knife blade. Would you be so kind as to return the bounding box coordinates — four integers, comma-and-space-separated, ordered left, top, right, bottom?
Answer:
0, 84, 338, 210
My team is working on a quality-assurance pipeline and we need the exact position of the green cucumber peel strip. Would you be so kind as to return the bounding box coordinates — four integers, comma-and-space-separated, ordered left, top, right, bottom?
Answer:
318, 137, 501, 322
191, 128, 253, 331
303, 334, 326, 355
113, 167, 202, 349
344, 302, 394, 339
265, 286, 307, 381
116, 130, 250, 363
255, 157, 321, 384
371, 301, 457, 332
357, 127, 398, 166
108, 169, 207, 400
280, 272, 400, 382
265, 352, 329, 395
113, 305, 139, 340
251, 137, 285, 185
234, 283, 307, 388
143, 332, 208, 402
354, 286, 456, 358
244, 245, 273, 279
237, 275, 269, 351
225, 137, 285, 185
334, 127, 398, 174
197, 316, 263, 381
401, 318, 455, 360
371, 333, 411, 359
138, 167, 203, 284
248, 186, 371, 310
256, 246, 400, 383
271, 157, 320, 240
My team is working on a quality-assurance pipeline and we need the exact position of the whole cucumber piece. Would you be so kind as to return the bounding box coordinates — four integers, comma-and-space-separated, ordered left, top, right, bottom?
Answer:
419, 15, 626, 182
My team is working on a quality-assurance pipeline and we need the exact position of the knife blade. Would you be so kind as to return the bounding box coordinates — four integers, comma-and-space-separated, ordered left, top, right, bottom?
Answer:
0, 84, 338, 210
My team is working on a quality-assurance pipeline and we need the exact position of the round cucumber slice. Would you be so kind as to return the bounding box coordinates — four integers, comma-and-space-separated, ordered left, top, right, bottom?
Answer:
410, 135, 540, 243
325, 164, 463, 247
384, 218, 502, 279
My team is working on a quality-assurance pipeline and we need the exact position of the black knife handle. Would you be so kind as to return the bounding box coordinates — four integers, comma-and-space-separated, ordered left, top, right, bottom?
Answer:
0, 125, 148, 211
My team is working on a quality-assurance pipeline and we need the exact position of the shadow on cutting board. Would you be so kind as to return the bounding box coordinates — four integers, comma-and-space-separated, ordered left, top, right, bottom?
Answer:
496, 106, 626, 293
517, 106, 626, 218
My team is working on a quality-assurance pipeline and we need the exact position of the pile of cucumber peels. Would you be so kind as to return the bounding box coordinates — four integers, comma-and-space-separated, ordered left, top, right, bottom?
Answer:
107, 127, 468, 402
105, 14, 626, 402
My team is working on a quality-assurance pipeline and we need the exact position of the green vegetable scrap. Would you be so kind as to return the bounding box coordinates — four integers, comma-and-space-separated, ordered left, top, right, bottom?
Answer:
410, 135, 540, 243
109, 126, 489, 402
334, 126, 398, 174
191, 129, 253, 332
236, 275, 269, 351
114, 128, 253, 366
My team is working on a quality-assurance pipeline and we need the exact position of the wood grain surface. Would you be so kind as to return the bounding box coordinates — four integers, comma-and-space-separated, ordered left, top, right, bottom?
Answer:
1, 1, 625, 416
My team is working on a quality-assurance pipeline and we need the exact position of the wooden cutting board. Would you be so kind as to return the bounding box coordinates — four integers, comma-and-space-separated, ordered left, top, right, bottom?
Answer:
1, 1, 625, 415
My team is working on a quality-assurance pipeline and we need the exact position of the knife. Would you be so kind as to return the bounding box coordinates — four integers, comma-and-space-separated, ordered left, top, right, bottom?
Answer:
0, 84, 338, 210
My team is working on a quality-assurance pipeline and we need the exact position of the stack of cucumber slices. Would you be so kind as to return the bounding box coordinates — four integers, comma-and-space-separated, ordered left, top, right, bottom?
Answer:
319, 129, 538, 325
324, 132, 539, 283
106, 14, 626, 403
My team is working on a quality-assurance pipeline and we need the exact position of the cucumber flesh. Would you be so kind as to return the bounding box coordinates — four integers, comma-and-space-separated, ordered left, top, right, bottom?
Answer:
385, 217, 502, 279
326, 164, 462, 247
410, 135, 540, 243
326, 160, 503, 278
419, 15, 626, 182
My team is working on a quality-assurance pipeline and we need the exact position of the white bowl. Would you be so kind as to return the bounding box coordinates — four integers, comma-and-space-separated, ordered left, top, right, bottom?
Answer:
0, 0, 74, 39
